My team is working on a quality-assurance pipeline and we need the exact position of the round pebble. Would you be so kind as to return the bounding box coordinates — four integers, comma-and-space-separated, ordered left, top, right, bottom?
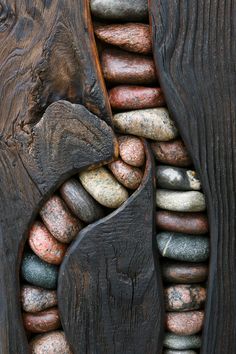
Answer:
166, 310, 204, 335
108, 159, 143, 190
156, 190, 206, 212
151, 139, 192, 167
118, 135, 145, 167
79, 166, 129, 208
162, 261, 208, 284
156, 166, 201, 191
163, 333, 201, 350
21, 285, 57, 313
23, 307, 60, 333
30, 331, 72, 354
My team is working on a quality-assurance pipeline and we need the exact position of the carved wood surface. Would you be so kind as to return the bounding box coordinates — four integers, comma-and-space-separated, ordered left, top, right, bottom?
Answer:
150, 1, 236, 353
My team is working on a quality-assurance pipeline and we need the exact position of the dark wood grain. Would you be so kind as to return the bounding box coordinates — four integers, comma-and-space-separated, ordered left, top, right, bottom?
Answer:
150, 1, 236, 353
58, 144, 164, 354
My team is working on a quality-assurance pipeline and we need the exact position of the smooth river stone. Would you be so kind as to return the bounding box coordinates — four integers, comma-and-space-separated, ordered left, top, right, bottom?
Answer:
163, 333, 201, 350
95, 23, 152, 54
21, 251, 58, 289
109, 86, 165, 111
101, 48, 157, 85
151, 139, 192, 167
108, 159, 143, 190
40, 195, 82, 243
166, 310, 204, 335
156, 166, 201, 191
90, 0, 148, 21
21, 285, 57, 313
157, 232, 209, 262
23, 307, 60, 333
162, 261, 208, 284
30, 331, 72, 354
79, 166, 129, 208
113, 108, 178, 141
29, 221, 67, 265
156, 211, 209, 234
156, 190, 206, 212
164, 284, 206, 312
164, 350, 197, 354
60, 178, 104, 223
118, 135, 145, 167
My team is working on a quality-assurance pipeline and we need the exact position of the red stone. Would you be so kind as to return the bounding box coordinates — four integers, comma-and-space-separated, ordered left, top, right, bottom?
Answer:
166, 310, 204, 335
23, 307, 61, 333
162, 261, 208, 284
151, 139, 192, 167
108, 159, 143, 190
118, 135, 145, 167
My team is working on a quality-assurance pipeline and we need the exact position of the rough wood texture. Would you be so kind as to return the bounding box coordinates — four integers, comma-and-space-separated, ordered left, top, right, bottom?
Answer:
58, 144, 164, 354
150, 1, 236, 353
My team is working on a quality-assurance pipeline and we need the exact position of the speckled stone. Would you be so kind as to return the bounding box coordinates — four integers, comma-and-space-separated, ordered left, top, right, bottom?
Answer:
162, 261, 208, 284
164, 284, 206, 312
163, 333, 201, 350
164, 350, 197, 354
166, 310, 204, 335
118, 135, 145, 167
109, 86, 165, 111
156, 166, 201, 191
156, 211, 209, 234
21, 251, 58, 289
21, 285, 57, 313
151, 139, 192, 167
156, 190, 206, 212
113, 108, 178, 141
90, 0, 148, 21
23, 307, 60, 333
30, 331, 72, 354
60, 178, 104, 223
101, 48, 157, 85
40, 195, 82, 243
108, 159, 143, 190
79, 166, 129, 208
156, 232, 209, 262
29, 221, 67, 265
95, 23, 151, 54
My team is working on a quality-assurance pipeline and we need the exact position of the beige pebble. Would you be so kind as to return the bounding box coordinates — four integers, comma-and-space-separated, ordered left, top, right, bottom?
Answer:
156, 190, 206, 212
108, 159, 143, 190
30, 331, 72, 354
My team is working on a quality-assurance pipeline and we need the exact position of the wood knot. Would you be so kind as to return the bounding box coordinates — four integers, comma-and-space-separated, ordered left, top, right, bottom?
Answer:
0, 3, 16, 33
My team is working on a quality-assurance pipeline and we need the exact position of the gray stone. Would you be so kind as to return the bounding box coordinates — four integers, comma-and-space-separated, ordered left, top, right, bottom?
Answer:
156, 190, 206, 212
90, 0, 148, 21
21, 285, 57, 313
156, 232, 209, 262
163, 333, 201, 350
164, 350, 197, 354
156, 166, 201, 191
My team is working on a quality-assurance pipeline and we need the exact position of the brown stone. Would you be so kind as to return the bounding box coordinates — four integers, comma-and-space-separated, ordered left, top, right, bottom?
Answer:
29, 221, 67, 265
166, 310, 204, 335
21, 285, 57, 313
30, 331, 72, 354
23, 307, 60, 333
151, 139, 192, 167
95, 23, 152, 54
101, 48, 157, 85
118, 135, 145, 167
40, 195, 83, 243
162, 261, 208, 284
109, 86, 165, 111
164, 284, 206, 312
156, 211, 209, 234
108, 159, 143, 190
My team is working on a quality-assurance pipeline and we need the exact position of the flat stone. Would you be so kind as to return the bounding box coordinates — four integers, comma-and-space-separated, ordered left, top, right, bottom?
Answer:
29, 221, 67, 265
156, 211, 209, 234
156, 232, 209, 262
162, 261, 208, 284
118, 135, 145, 167
40, 195, 82, 243
151, 139, 192, 167
90, 0, 148, 21
21, 285, 57, 313
113, 108, 178, 141
108, 159, 143, 190
109, 86, 165, 111
60, 178, 104, 223
95, 23, 152, 54
164, 350, 197, 354
23, 307, 60, 333
101, 48, 157, 85
166, 311, 204, 335
163, 333, 201, 350
156, 190, 206, 212
156, 166, 201, 191
21, 250, 58, 290
164, 284, 206, 312
30, 331, 72, 354
79, 166, 129, 208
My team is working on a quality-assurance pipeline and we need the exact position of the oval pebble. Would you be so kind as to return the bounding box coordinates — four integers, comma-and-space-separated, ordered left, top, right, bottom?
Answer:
60, 179, 104, 223
79, 166, 129, 208
166, 311, 204, 335
21, 251, 58, 289
30, 331, 72, 354
23, 307, 60, 333
162, 261, 208, 284
156, 190, 206, 212
163, 333, 201, 350
118, 135, 145, 167
165, 284, 206, 312
109, 159, 143, 190
164, 350, 197, 354
113, 108, 178, 141
156, 166, 201, 191
151, 139, 192, 167
156, 232, 209, 262
21, 285, 57, 313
